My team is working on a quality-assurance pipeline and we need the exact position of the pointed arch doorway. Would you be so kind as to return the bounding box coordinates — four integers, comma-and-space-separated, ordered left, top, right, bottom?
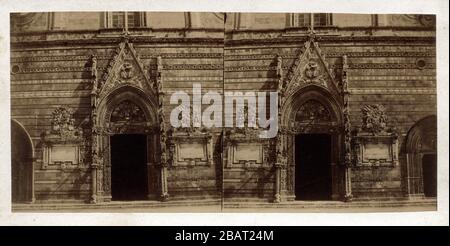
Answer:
93, 87, 161, 202
280, 87, 346, 201
108, 99, 150, 201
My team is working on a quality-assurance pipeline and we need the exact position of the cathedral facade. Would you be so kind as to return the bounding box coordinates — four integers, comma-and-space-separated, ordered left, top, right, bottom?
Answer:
10, 12, 437, 205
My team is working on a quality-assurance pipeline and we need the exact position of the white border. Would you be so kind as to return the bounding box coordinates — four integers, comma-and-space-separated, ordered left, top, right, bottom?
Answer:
0, 0, 448, 226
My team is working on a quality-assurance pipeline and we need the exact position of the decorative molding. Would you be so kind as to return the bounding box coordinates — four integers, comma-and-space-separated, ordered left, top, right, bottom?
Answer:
164, 76, 223, 81
224, 36, 435, 46
161, 64, 223, 70
11, 91, 90, 99
223, 62, 435, 73
224, 65, 284, 72
348, 63, 435, 69
139, 53, 223, 59
169, 132, 213, 167
223, 51, 435, 61
324, 52, 435, 58
349, 76, 436, 81
224, 131, 274, 169
12, 63, 224, 74
12, 66, 91, 74
225, 78, 278, 83
352, 131, 399, 167
11, 53, 223, 63
349, 88, 436, 95
11, 55, 112, 63
11, 37, 225, 49
11, 79, 91, 85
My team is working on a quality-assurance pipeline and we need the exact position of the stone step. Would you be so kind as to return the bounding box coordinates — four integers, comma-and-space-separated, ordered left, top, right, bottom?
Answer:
223, 199, 437, 209
12, 198, 436, 211
12, 199, 222, 211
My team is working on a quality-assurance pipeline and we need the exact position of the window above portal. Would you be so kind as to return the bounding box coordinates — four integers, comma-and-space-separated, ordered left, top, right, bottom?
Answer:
289, 13, 332, 27
105, 12, 146, 29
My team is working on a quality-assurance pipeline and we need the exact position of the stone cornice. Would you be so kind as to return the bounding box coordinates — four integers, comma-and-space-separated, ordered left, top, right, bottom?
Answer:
224, 35, 436, 46
11, 35, 225, 49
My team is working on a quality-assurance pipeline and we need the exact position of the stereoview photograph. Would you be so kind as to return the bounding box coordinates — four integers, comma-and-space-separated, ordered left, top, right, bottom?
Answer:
10, 12, 437, 212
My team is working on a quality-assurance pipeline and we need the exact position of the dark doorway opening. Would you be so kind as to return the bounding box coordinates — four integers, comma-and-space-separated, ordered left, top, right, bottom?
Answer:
295, 134, 332, 200
422, 154, 437, 197
111, 134, 148, 201
11, 121, 33, 203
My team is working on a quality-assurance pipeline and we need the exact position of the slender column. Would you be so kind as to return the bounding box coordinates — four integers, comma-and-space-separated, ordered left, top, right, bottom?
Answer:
30, 158, 36, 203
91, 164, 98, 203
274, 163, 282, 203
344, 167, 353, 201
274, 55, 284, 203
342, 55, 353, 202
90, 54, 99, 204
160, 164, 169, 201
156, 56, 170, 201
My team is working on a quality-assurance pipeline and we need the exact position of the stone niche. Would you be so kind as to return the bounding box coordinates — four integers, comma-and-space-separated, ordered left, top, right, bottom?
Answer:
170, 132, 213, 167
41, 106, 86, 170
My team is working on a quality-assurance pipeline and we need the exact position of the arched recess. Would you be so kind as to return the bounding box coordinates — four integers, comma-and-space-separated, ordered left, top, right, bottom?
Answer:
405, 115, 437, 198
11, 119, 34, 203
280, 85, 345, 201
93, 85, 161, 202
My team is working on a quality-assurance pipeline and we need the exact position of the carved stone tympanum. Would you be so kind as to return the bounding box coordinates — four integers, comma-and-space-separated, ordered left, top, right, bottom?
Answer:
110, 100, 146, 123
295, 99, 331, 123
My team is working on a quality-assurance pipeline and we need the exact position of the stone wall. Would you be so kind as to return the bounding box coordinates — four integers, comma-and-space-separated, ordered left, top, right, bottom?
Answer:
10, 12, 436, 203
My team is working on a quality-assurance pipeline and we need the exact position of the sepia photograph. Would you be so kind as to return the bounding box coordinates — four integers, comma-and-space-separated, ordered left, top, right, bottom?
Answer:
1, 0, 448, 228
